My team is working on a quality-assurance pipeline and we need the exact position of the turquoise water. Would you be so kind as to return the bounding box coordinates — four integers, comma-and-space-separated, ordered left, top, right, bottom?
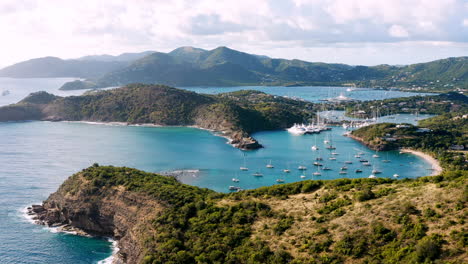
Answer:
181, 86, 432, 102
0, 78, 436, 263
0, 121, 433, 263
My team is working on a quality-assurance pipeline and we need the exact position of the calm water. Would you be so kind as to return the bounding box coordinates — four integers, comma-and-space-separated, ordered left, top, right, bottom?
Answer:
0, 79, 435, 263
181, 86, 432, 102
0, 78, 82, 106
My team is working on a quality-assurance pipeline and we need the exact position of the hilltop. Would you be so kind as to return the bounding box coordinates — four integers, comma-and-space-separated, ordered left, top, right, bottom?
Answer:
0, 84, 316, 149
29, 164, 467, 264
1, 47, 466, 92
88, 47, 468, 91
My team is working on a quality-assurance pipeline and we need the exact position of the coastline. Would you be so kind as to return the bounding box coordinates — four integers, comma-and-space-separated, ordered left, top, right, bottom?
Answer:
23, 205, 120, 263
400, 148, 443, 176
60, 121, 259, 150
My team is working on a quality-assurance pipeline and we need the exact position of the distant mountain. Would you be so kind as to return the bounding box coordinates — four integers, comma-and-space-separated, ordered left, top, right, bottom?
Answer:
93, 47, 467, 90
77, 51, 156, 62
2, 46, 466, 91
0, 51, 155, 79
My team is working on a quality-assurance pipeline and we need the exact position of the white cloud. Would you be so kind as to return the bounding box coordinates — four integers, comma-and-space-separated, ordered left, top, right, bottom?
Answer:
0, 0, 467, 67
388, 25, 409, 38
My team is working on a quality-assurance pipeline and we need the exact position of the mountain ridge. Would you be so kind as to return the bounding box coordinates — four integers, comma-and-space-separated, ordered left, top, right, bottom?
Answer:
1, 47, 466, 91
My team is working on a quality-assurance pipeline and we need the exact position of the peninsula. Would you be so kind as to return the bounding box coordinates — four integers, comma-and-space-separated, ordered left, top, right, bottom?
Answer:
28, 164, 467, 264
0, 84, 316, 149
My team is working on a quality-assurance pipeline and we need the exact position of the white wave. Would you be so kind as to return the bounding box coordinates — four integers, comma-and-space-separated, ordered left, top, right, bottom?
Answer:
97, 239, 119, 264
19, 206, 37, 224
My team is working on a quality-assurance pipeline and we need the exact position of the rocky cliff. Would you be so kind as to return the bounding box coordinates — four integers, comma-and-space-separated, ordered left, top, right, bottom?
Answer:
28, 165, 467, 264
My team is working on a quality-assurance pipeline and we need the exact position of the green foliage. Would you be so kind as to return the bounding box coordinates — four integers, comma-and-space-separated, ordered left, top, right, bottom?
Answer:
273, 216, 295, 235
413, 235, 443, 262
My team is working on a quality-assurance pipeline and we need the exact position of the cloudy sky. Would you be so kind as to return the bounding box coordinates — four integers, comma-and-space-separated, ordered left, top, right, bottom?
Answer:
1, 0, 467, 67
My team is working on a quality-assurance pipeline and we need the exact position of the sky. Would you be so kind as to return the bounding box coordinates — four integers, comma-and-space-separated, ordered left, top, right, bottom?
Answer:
1, 0, 467, 67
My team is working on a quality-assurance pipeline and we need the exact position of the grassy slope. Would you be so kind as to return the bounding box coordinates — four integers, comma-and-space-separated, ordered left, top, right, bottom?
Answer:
58, 165, 467, 264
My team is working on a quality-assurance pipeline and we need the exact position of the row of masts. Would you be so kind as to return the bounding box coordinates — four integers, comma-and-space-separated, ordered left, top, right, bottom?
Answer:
231, 149, 400, 191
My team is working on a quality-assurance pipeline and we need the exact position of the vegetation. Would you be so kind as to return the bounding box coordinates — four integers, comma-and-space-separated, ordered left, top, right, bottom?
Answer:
0, 84, 318, 149
53, 165, 467, 263
95, 48, 468, 91
343, 92, 468, 118
6, 46, 465, 91
351, 113, 467, 170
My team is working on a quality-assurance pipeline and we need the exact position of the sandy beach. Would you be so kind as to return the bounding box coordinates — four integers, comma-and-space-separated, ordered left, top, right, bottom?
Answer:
400, 148, 443, 176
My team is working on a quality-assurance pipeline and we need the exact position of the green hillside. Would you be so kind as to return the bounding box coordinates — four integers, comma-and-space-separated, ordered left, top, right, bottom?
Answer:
92, 47, 468, 91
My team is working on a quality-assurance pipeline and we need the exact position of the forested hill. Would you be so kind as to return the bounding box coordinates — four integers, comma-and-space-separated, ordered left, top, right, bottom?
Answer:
93, 47, 468, 91
31, 164, 467, 264
0, 84, 316, 149
1, 46, 466, 91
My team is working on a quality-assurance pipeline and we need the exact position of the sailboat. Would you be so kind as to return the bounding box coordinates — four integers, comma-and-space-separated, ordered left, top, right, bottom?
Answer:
266, 160, 274, 168
372, 166, 382, 174
300, 174, 306, 179
313, 166, 321, 176
232, 177, 240, 182
372, 151, 380, 158
393, 173, 399, 178
368, 174, 377, 179
252, 172, 263, 177
311, 135, 319, 150
240, 153, 248, 171
298, 165, 307, 170
382, 152, 391, 163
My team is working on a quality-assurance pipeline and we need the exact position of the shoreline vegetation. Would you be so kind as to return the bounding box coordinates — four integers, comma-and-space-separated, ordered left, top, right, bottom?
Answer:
0, 84, 323, 150
28, 165, 467, 263
7, 84, 467, 263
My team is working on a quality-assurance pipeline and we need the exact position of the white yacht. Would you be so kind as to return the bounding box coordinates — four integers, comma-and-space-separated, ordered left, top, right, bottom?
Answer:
368, 174, 377, 179
298, 165, 307, 170
252, 172, 263, 177
287, 124, 306, 135
311, 145, 319, 151
313, 171, 321, 176
393, 174, 400, 178
300, 175, 306, 179
232, 178, 240, 183
276, 178, 285, 183
266, 160, 274, 168
283, 169, 290, 173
